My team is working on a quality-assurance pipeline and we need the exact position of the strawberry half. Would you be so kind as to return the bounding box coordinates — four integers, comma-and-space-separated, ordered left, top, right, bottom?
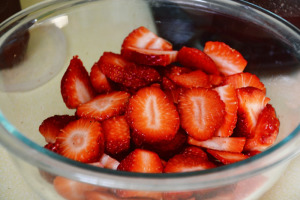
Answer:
76, 91, 130, 121
188, 136, 246, 153
121, 26, 172, 50
207, 149, 249, 165
224, 72, 266, 93
99, 52, 161, 89
117, 149, 163, 173
126, 86, 180, 144
90, 62, 113, 94
39, 115, 77, 143
56, 118, 104, 163
102, 115, 131, 157
178, 88, 225, 141
121, 46, 178, 67
214, 85, 238, 137
177, 46, 219, 75
61, 56, 96, 109
234, 87, 270, 138
203, 41, 247, 75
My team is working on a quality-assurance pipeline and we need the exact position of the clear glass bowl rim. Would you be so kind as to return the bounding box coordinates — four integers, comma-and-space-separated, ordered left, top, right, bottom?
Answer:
0, 0, 300, 191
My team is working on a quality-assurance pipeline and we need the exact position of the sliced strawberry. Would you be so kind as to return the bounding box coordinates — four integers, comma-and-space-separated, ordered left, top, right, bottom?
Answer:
207, 149, 249, 165
76, 91, 130, 121
188, 137, 246, 153
44, 142, 59, 153
61, 56, 96, 109
121, 26, 172, 50
214, 85, 238, 137
209, 74, 225, 87
234, 87, 270, 138
98, 153, 120, 170
99, 52, 161, 89
90, 62, 113, 94
181, 146, 209, 160
39, 115, 77, 143
126, 86, 180, 143
102, 115, 131, 157
164, 149, 216, 173
178, 88, 225, 141
168, 70, 210, 88
224, 72, 266, 94
161, 76, 184, 104
177, 46, 219, 75
121, 46, 178, 67
244, 104, 280, 151
117, 149, 163, 173
56, 118, 104, 163
203, 41, 247, 75
115, 189, 163, 200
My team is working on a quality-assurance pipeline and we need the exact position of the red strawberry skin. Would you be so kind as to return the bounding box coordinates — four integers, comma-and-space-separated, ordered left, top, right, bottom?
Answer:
177, 46, 219, 75
178, 88, 225, 141
207, 149, 249, 165
61, 56, 96, 109
90, 62, 113, 94
56, 118, 104, 163
126, 86, 180, 144
169, 70, 211, 88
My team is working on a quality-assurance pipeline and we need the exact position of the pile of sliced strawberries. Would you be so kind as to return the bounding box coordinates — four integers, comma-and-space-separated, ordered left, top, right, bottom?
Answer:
39, 26, 280, 199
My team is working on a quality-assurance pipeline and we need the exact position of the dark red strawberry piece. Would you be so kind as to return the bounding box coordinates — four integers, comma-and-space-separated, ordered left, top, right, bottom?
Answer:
244, 104, 280, 151
99, 52, 161, 89
61, 56, 96, 109
188, 137, 246, 153
121, 46, 178, 67
102, 115, 131, 157
39, 115, 77, 143
234, 87, 270, 138
121, 26, 172, 50
90, 62, 113, 94
161, 76, 184, 104
76, 91, 130, 121
177, 46, 219, 75
44, 142, 59, 153
214, 85, 238, 137
204, 41, 247, 75
117, 149, 163, 173
56, 118, 104, 163
178, 88, 225, 141
206, 149, 249, 165
126, 86, 180, 144
224, 72, 266, 93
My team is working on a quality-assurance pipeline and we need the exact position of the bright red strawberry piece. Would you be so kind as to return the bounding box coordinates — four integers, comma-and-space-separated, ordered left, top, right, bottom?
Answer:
244, 104, 280, 151
99, 52, 161, 89
234, 87, 270, 138
39, 115, 77, 143
161, 76, 184, 104
181, 146, 209, 160
168, 69, 211, 88
188, 137, 246, 153
214, 85, 238, 137
224, 72, 266, 93
207, 149, 249, 165
178, 88, 225, 141
203, 41, 247, 75
61, 56, 96, 109
56, 118, 104, 163
90, 62, 113, 94
102, 115, 131, 157
121, 26, 172, 50
209, 74, 225, 87
177, 46, 219, 75
121, 46, 178, 67
117, 149, 163, 173
126, 86, 180, 143
76, 91, 130, 121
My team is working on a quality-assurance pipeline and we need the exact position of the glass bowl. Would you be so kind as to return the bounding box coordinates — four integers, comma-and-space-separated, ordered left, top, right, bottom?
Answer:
0, 0, 299, 199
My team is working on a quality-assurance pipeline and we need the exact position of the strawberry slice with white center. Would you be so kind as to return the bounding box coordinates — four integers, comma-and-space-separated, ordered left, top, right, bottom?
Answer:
177, 46, 220, 75
203, 41, 247, 76
121, 46, 178, 67
126, 86, 180, 143
121, 26, 172, 50
188, 136, 246, 153
224, 72, 266, 94
214, 85, 238, 137
90, 62, 113, 94
234, 87, 270, 138
178, 88, 225, 141
56, 118, 104, 163
76, 91, 130, 121
61, 56, 96, 109
207, 149, 249, 165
